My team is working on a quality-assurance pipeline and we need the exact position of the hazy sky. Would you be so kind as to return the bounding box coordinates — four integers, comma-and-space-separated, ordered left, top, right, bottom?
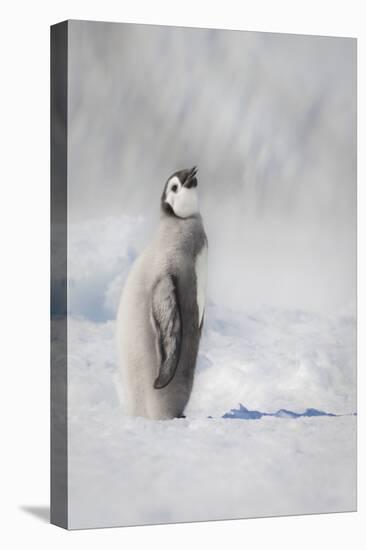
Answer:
68, 21, 356, 314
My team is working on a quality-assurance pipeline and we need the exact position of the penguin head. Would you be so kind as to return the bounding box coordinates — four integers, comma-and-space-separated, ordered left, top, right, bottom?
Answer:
161, 167, 199, 219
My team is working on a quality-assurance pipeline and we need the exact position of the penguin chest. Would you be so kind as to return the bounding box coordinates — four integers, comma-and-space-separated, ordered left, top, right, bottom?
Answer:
194, 245, 208, 326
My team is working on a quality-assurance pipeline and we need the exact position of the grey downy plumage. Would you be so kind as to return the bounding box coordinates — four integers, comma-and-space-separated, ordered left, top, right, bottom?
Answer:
116, 167, 208, 419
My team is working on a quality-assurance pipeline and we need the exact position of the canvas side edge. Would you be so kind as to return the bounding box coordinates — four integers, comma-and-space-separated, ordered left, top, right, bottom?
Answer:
50, 20, 68, 530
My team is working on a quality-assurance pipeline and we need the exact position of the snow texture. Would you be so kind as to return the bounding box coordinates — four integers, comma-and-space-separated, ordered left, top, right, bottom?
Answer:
68, 402, 356, 528
67, 216, 356, 529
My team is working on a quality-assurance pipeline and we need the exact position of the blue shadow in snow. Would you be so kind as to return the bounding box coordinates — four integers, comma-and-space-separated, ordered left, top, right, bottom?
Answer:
222, 403, 340, 420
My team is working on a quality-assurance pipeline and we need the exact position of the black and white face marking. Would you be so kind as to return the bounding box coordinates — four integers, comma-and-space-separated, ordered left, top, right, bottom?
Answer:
161, 167, 199, 219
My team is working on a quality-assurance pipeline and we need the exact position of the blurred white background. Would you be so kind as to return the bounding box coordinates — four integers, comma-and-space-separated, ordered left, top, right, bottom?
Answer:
68, 22, 355, 315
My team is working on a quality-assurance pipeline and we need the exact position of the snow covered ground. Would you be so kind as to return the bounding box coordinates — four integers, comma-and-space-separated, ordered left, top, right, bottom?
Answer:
68, 377, 356, 528
66, 217, 356, 528
69, 416, 356, 529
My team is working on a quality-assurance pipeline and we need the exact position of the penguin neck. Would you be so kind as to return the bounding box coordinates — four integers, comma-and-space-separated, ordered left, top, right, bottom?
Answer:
155, 211, 206, 263
159, 210, 202, 229
157, 211, 204, 247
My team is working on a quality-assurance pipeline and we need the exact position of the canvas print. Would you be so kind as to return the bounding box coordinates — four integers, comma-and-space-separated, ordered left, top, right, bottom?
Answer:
51, 20, 357, 529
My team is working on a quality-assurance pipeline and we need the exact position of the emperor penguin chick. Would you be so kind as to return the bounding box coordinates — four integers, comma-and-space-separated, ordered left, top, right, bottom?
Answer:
116, 167, 208, 420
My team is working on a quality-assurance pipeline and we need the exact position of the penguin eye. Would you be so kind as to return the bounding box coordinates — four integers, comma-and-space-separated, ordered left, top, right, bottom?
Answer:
171, 184, 178, 193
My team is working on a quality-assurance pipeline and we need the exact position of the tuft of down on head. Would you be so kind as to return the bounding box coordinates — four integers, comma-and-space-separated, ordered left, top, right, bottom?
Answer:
161, 167, 199, 219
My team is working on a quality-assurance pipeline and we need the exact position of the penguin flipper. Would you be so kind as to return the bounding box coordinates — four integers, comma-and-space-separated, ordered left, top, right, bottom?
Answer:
152, 275, 182, 389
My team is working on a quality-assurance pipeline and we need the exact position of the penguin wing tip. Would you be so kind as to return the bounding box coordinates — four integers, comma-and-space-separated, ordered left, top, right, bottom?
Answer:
153, 378, 166, 390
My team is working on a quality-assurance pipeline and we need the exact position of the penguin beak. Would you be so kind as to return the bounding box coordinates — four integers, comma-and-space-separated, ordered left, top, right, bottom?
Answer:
183, 166, 198, 188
